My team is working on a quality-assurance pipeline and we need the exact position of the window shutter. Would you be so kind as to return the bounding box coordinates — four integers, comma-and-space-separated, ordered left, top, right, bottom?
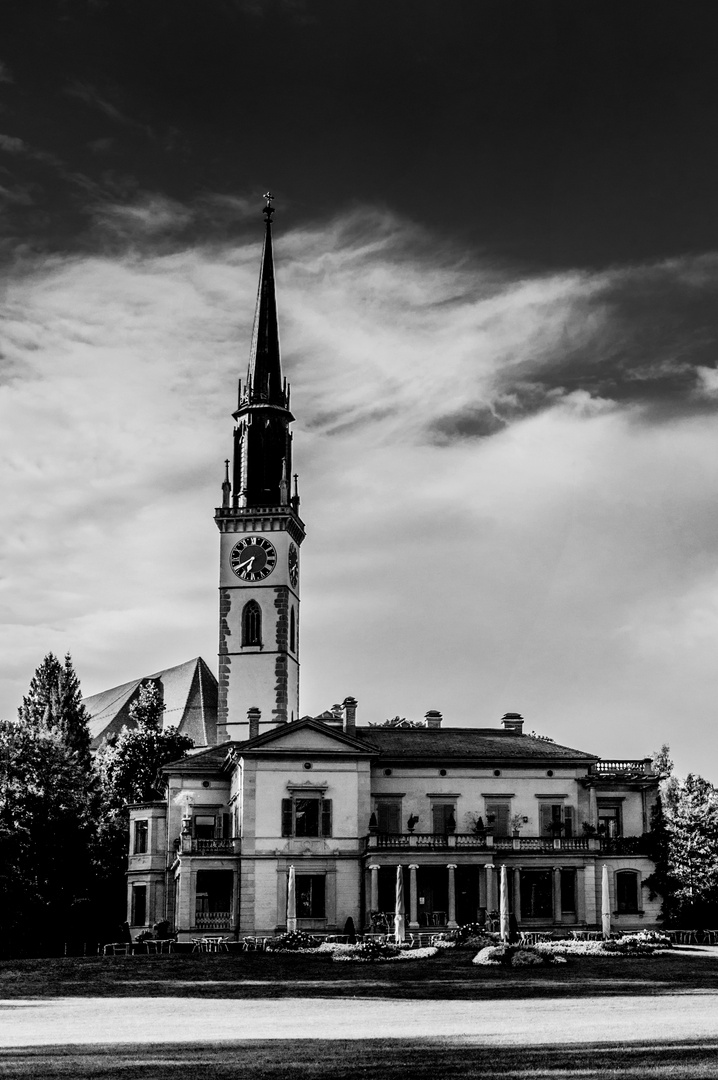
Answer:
539, 803, 553, 836
432, 804, 445, 834
321, 799, 332, 838
377, 802, 401, 833
222, 813, 231, 839
494, 804, 509, 837
564, 806, 574, 838
281, 799, 293, 837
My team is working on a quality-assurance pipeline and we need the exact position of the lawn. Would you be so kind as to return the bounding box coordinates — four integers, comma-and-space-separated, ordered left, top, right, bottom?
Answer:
1, 945, 717, 999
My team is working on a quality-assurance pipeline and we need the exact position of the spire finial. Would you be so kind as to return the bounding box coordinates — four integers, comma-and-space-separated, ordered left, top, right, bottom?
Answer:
263, 191, 275, 222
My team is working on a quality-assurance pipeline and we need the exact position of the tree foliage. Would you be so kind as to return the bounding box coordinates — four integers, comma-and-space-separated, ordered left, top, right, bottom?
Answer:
97, 682, 194, 809
0, 652, 99, 955
645, 745, 718, 927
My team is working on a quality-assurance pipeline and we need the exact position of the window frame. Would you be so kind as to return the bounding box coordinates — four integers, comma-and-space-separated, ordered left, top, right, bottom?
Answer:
281, 796, 333, 838
295, 873, 326, 918
615, 869, 641, 914
241, 599, 262, 647
131, 884, 147, 926
133, 818, 148, 854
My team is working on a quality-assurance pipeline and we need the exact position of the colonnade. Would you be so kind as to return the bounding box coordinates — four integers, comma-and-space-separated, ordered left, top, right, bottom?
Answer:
367, 861, 594, 929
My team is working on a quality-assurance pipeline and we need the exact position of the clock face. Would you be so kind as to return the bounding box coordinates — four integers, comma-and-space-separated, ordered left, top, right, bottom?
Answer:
288, 543, 299, 588
230, 536, 277, 581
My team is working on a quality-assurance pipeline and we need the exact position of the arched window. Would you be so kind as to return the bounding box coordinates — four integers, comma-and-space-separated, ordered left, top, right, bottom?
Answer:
616, 870, 640, 914
290, 606, 296, 653
242, 600, 262, 646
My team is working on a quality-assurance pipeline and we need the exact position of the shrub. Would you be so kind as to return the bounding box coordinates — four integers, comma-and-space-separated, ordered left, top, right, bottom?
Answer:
265, 931, 321, 952
473, 945, 507, 966
511, 949, 545, 966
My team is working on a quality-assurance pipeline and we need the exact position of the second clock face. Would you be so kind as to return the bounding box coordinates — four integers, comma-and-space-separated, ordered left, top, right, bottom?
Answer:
288, 543, 299, 587
230, 536, 277, 581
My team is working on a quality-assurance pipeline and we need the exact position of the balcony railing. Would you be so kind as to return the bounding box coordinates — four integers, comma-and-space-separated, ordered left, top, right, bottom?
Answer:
195, 911, 232, 930
593, 759, 653, 776
365, 832, 651, 854
178, 837, 241, 855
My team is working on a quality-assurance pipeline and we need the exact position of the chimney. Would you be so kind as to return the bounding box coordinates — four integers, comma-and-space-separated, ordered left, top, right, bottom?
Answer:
425, 709, 442, 729
247, 706, 261, 740
501, 712, 524, 734
342, 696, 358, 735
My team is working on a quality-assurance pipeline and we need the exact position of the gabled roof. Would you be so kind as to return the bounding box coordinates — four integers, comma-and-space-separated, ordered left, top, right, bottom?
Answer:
83, 657, 218, 749
234, 716, 376, 755
354, 727, 598, 764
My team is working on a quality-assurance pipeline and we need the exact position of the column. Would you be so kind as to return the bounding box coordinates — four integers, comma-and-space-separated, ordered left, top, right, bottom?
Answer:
447, 864, 458, 928
368, 864, 380, 917
485, 864, 495, 915
408, 864, 419, 930
576, 867, 586, 924
513, 866, 522, 924
583, 862, 597, 927
553, 866, 562, 927
588, 784, 598, 829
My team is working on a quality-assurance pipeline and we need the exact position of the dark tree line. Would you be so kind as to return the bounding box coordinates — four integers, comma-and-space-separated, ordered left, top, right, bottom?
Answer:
0, 654, 193, 957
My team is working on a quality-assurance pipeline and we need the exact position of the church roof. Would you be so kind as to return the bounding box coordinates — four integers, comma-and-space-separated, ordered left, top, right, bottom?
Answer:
83, 657, 217, 749
354, 727, 598, 763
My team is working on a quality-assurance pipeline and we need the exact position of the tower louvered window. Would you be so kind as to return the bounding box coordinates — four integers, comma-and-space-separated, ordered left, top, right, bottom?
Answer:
242, 600, 262, 646
290, 606, 296, 652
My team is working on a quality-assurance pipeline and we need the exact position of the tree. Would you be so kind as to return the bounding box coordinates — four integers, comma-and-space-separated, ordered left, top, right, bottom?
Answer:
18, 652, 93, 768
644, 745, 718, 927
97, 682, 194, 809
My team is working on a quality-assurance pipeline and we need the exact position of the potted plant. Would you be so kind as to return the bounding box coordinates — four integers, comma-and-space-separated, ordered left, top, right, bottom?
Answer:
510, 814, 523, 837
407, 813, 419, 833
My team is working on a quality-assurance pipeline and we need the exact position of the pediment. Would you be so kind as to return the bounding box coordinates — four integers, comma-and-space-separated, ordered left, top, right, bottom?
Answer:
239, 718, 374, 755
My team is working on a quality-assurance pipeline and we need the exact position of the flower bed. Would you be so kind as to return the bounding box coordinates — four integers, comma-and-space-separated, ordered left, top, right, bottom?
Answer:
532, 931, 672, 959
332, 941, 438, 963
473, 944, 566, 967
264, 931, 322, 953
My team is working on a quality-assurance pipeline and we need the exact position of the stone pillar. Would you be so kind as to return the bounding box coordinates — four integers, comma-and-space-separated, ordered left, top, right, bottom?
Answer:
588, 784, 598, 829
485, 864, 495, 914
408, 864, 419, 929
513, 866, 522, 924
583, 862, 597, 927
576, 867, 586, 924
368, 864, 380, 917
447, 864, 458, 928
553, 866, 562, 926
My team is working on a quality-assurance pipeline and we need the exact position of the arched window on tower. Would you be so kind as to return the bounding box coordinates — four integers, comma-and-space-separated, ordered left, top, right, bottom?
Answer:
242, 600, 262, 647
290, 606, 296, 653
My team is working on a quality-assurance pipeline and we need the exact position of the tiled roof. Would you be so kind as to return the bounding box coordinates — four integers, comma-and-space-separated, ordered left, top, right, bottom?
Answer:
84, 657, 218, 749
354, 727, 598, 763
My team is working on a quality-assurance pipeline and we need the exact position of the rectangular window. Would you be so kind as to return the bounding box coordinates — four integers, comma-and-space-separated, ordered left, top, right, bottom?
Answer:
598, 803, 622, 838
196, 869, 233, 913
520, 870, 553, 918
560, 869, 576, 912
281, 798, 332, 838
485, 801, 510, 837
132, 884, 147, 926
432, 803, 456, 835
616, 871, 639, 914
194, 815, 216, 840
295, 874, 326, 918
539, 803, 574, 837
376, 801, 401, 834
134, 819, 148, 854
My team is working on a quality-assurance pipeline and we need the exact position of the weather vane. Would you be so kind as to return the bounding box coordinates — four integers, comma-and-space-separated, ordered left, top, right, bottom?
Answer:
263, 191, 275, 221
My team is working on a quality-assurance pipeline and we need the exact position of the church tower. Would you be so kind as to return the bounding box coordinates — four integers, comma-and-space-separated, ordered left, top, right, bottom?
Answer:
215, 195, 305, 741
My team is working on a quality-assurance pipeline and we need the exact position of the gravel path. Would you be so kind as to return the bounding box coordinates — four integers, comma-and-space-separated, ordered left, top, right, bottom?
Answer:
3, 993, 718, 1048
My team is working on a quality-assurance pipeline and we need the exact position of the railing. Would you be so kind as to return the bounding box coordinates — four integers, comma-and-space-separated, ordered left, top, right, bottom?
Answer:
366, 832, 490, 851
493, 836, 597, 852
195, 911, 232, 929
179, 837, 241, 855
593, 759, 653, 776
599, 835, 651, 855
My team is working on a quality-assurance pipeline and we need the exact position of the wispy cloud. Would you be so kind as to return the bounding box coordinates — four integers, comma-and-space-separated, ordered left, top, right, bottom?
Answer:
2, 201, 718, 780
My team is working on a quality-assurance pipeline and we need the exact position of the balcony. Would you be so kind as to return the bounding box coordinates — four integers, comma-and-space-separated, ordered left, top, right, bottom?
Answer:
178, 837, 241, 856
592, 759, 653, 777
364, 832, 651, 856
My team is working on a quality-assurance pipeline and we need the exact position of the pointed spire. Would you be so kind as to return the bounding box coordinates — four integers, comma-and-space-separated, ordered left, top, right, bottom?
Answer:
246, 192, 284, 405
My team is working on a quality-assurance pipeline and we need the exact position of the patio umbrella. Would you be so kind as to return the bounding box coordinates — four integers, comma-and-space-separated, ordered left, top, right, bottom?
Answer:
499, 864, 510, 943
287, 864, 297, 933
394, 865, 406, 944
601, 863, 611, 939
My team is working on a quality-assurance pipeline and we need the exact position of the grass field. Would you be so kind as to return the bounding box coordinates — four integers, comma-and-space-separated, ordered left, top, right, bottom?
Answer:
3, 948, 718, 1079
1, 945, 718, 999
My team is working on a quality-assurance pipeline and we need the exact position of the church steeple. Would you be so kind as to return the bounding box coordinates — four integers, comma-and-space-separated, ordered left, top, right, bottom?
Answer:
245, 193, 284, 406
231, 194, 294, 510
215, 194, 305, 741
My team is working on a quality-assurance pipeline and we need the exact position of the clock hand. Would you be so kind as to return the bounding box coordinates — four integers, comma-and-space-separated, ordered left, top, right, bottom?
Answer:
239, 556, 255, 570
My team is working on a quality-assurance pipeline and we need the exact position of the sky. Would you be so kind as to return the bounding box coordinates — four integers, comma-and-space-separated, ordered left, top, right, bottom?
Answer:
2, 1, 718, 779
